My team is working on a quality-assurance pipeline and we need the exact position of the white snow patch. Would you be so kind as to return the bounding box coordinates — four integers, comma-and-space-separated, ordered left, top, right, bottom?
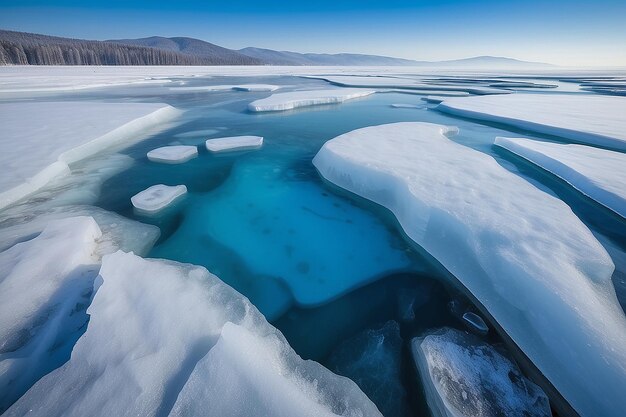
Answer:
495, 137, 626, 218
412, 328, 550, 417
438, 94, 626, 150
0, 102, 181, 210
147, 145, 198, 164
205, 135, 264, 152
248, 89, 375, 112
5, 251, 382, 417
313, 122, 626, 417
131, 184, 187, 214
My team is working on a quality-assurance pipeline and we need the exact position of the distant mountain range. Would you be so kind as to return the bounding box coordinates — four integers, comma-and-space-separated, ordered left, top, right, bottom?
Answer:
0, 30, 553, 67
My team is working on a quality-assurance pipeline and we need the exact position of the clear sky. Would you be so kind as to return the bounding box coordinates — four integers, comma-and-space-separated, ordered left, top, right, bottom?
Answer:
1, 0, 625, 66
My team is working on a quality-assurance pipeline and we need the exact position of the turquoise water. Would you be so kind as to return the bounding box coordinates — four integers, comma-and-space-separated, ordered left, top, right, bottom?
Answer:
4, 75, 626, 416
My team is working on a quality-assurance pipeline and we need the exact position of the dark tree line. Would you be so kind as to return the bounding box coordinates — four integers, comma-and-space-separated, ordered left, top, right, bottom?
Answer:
0, 30, 261, 65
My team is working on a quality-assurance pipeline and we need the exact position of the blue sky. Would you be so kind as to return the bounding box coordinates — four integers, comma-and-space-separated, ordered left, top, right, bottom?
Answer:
1, 0, 625, 66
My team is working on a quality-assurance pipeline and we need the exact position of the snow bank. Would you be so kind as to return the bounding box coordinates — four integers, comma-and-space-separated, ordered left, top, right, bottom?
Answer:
0, 101, 181, 210
438, 94, 626, 150
205, 135, 264, 152
313, 122, 626, 417
147, 145, 198, 164
412, 328, 551, 417
131, 184, 187, 214
6, 251, 381, 417
248, 89, 375, 112
495, 137, 626, 219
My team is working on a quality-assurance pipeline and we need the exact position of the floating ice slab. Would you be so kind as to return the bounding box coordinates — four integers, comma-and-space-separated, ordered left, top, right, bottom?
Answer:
131, 184, 187, 213
495, 137, 626, 219
6, 251, 381, 417
390, 103, 423, 109
438, 94, 626, 150
0, 101, 181, 210
313, 122, 626, 417
412, 328, 551, 417
147, 145, 198, 163
248, 89, 375, 112
205, 135, 264, 152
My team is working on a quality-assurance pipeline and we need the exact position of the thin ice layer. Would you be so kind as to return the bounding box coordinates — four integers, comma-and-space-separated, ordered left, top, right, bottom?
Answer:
313, 122, 626, 417
6, 251, 382, 417
495, 137, 626, 219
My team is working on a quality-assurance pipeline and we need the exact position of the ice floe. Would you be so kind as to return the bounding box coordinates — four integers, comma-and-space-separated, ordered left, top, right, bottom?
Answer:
495, 137, 626, 219
248, 89, 375, 112
313, 122, 626, 417
5, 251, 381, 417
232, 84, 281, 92
131, 184, 187, 214
438, 94, 626, 150
412, 328, 551, 417
205, 135, 264, 152
147, 145, 198, 163
390, 103, 423, 109
461, 312, 489, 336
0, 101, 181, 210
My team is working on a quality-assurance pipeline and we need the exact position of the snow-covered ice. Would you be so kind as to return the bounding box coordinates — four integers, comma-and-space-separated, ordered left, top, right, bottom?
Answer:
147, 145, 198, 164
0, 101, 181, 210
438, 94, 626, 150
412, 328, 551, 417
0, 217, 99, 411
205, 135, 264, 152
131, 184, 187, 214
313, 122, 626, 417
495, 137, 626, 219
5, 251, 381, 417
248, 89, 375, 112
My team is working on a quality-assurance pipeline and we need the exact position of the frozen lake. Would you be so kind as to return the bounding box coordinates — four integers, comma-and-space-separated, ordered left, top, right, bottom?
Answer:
1, 67, 625, 417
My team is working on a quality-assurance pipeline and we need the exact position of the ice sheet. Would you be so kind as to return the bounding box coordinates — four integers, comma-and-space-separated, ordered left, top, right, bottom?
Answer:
313, 121, 626, 417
